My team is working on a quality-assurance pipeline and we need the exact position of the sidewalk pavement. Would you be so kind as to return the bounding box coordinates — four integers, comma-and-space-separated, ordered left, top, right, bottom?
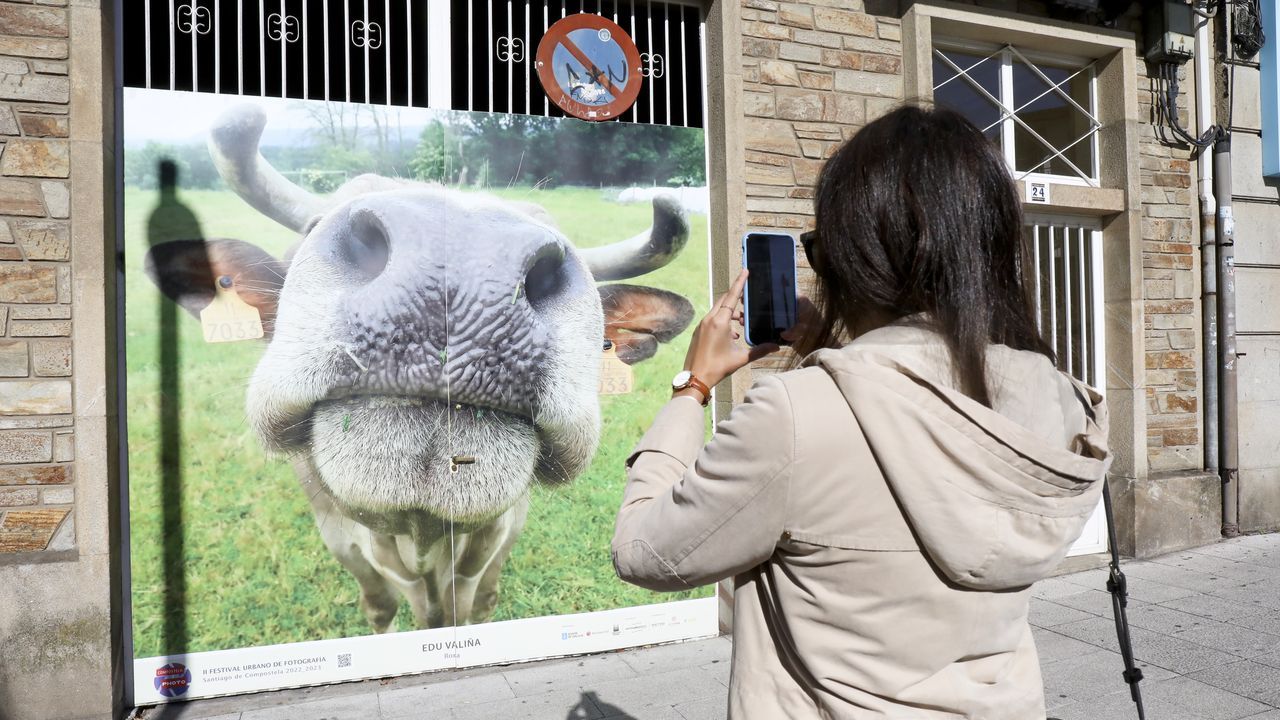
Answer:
137, 533, 1280, 720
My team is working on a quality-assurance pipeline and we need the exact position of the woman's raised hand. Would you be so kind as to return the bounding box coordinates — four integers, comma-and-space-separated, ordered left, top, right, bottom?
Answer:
680, 269, 780, 390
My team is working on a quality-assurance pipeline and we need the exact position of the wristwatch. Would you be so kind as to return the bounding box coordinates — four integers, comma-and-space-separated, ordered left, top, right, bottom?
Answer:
671, 370, 712, 406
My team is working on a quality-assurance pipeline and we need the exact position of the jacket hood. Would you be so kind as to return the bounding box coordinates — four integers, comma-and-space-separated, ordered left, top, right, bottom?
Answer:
804, 321, 1111, 591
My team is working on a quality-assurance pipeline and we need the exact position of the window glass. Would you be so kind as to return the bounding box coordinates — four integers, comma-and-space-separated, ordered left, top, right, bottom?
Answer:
933, 50, 1002, 145
1012, 61, 1095, 177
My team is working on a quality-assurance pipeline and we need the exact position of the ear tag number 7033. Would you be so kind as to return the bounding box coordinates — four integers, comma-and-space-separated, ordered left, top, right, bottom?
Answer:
200, 275, 264, 343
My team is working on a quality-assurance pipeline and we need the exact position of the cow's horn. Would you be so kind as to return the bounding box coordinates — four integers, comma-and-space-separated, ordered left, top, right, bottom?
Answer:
580, 194, 689, 281
208, 104, 325, 233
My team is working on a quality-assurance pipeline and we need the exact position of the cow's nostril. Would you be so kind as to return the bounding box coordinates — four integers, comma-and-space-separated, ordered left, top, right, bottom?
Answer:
347, 213, 390, 278
523, 247, 565, 311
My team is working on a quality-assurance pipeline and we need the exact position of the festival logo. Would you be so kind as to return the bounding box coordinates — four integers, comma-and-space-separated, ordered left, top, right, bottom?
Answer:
154, 663, 192, 697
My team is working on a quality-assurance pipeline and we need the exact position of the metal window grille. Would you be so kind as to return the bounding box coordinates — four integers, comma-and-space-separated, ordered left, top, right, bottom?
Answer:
120, 0, 704, 126
1025, 214, 1105, 388
933, 39, 1101, 187
450, 0, 704, 127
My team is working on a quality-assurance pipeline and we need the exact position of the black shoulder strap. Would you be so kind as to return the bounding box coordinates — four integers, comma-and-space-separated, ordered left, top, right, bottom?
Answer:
1070, 380, 1146, 719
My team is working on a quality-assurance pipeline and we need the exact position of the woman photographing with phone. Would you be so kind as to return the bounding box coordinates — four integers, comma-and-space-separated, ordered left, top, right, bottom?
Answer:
612, 106, 1110, 718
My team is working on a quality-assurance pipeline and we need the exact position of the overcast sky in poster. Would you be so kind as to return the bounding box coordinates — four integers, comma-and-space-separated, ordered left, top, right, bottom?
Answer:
121, 88, 438, 147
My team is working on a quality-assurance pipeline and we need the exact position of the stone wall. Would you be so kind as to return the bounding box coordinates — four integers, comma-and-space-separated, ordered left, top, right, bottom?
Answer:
1136, 61, 1201, 474
0, 1, 119, 718
735, 0, 1205, 480
0, 0, 76, 557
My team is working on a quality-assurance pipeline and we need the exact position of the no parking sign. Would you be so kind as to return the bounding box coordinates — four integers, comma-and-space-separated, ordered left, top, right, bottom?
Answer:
535, 14, 643, 121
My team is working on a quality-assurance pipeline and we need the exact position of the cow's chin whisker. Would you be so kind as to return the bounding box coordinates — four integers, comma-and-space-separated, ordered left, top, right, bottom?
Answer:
306, 396, 541, 523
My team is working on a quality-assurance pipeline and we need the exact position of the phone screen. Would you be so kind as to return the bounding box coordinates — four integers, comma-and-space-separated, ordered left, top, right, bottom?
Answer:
743, 233, 798, 346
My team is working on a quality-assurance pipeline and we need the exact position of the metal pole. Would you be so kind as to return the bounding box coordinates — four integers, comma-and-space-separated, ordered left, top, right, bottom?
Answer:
1196, 8, 1219, 475
1215, 136, 1240, 537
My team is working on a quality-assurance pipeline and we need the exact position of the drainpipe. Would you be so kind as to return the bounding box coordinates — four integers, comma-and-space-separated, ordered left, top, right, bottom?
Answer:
1195, 14, 1219, 483
1215, 136, 1240, 537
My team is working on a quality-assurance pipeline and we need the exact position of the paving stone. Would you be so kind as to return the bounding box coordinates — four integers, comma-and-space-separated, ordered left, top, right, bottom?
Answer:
1191, 659, 1280, 703
1161, 591, 1273, 622
379, 672, 513, 718
1137, 675, 1273, 719
1031, 598, 1098, 628
1126, 603, 1219, 635
1049, 692, 1212, 720
240, 693, 371, 720
1042, 648, 1175, 706
588, 667, 727, 713
1035, 576, 1096, 600
618, 637, 730, 675
1033, 628, 1099, 664
1053, 616, 1241, 674
503, 653, 637, 698
451, 689, 603, 720
1175, 621, 1280, 659
673, 696, 728, 720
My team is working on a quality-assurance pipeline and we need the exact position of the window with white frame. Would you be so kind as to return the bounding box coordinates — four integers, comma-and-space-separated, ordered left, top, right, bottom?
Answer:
932, 40, 1101, 187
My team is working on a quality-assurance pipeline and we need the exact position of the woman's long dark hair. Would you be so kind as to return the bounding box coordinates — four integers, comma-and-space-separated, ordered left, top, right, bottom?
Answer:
795, 105, 1055, 407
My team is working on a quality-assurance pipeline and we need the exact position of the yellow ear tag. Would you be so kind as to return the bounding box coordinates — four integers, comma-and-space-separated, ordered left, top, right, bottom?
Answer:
599, 341, 634, 395
200, 275, 264, 343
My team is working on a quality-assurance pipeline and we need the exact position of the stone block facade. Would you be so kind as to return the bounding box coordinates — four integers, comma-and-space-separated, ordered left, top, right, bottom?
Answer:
0, 0, 76, 557
734, 0, 1204, 483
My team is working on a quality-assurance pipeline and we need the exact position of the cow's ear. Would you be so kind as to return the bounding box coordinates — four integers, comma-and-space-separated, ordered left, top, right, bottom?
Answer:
144, 239, 287, 335
598, 284, 695, 365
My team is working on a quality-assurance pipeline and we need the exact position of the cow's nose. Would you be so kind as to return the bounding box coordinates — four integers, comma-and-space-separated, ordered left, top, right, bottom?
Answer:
344, 206, 392, 279
521, 238, 568, 312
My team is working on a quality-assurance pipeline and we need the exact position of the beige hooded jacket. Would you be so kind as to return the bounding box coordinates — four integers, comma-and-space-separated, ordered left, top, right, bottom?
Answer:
612, 321, 1110, 719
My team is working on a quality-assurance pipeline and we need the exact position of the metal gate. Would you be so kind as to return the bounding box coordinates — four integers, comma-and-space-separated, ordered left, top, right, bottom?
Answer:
120, 0, 705, 126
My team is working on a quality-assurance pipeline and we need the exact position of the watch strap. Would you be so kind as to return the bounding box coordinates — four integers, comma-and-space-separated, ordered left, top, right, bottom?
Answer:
677, 375, 712, 406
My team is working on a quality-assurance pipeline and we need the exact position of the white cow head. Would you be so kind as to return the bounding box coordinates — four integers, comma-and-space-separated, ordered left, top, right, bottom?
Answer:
145, 104, 694, 525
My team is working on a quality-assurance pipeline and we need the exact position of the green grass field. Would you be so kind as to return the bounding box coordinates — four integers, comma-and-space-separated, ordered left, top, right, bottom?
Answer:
126, 185, 712, 658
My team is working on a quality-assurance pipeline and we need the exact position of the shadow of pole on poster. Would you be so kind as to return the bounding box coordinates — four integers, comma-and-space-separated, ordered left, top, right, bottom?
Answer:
147, 159, 209, 663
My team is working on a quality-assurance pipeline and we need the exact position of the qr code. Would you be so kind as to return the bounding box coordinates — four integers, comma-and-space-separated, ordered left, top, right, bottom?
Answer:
338, 653, 352, 668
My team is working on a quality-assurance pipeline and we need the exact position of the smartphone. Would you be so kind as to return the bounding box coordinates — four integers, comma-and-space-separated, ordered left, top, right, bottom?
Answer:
741, 232, 798, 346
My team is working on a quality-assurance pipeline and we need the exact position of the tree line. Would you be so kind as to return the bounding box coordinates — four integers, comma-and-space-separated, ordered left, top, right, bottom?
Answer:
124, 103, 706, 192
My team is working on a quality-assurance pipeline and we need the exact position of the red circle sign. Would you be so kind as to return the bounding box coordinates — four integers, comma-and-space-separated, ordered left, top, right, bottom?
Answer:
535, 14, 643, 122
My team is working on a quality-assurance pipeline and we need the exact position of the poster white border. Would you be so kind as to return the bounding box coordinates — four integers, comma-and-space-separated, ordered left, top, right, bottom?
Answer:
134, 596, 717, 704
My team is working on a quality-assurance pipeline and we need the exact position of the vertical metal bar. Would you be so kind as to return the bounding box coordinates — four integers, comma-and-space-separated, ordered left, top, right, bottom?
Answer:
259, 0, 266, 94
363, 0, 370, 103
1048, 224, 1058, 362
145, 0, 153, 88
524, 0, 531, 114
1000, 50, 1014, 163
407, 0, 413, 106
238, 0, 245, 93
507, 0, 513, 112
280, 0, 287, 97
1033, 224, 1042, 335
680, 4, 687, 127
303, 0, 310, 98
1091, 228, 1105, 389
629, 0, 636, 122
324, 0, 331, 100
385, 0, 391, 104
215, 0, 221, 91
168, 0, 175, 90
544, 0, 552, 115
427, 0, 452, 109
646, 0, 653, 124
1063, 225, 1073, 377
344, 0, 351, 101
191, 0, 198, 90
1076, 225, 1088, 383
487, 0, 494, 111
468, 0, 474, 110
662, 2, 670, 125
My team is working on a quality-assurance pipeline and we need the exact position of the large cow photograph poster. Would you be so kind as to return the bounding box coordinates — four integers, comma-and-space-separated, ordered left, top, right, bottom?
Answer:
123, 87, 714, 703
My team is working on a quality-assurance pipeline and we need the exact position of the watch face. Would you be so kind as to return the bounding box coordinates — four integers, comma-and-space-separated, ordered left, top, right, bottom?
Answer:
672, 370, 692, 389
